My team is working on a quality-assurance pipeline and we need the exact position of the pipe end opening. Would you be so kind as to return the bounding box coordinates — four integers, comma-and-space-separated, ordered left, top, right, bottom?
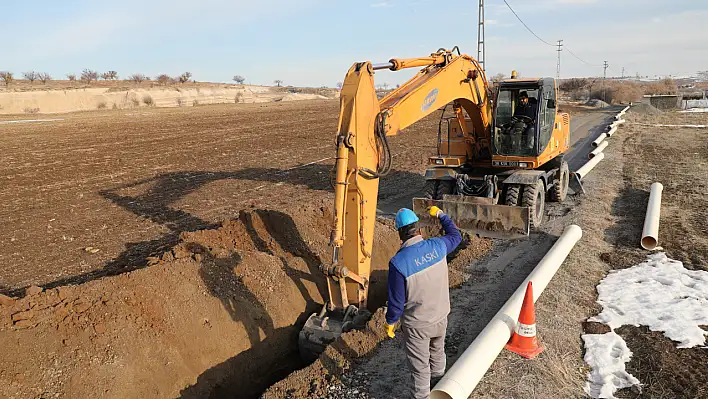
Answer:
641, 236, 657, 250
430, 392, 453, 399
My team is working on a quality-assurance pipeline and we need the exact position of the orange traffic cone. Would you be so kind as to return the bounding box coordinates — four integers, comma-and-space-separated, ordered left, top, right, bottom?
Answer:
505, 281, 544, 359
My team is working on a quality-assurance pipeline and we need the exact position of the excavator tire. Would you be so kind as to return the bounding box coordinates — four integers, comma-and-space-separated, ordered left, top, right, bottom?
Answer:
549, 161, 569, 202
522, 179, 545, 228
424, 179, 455, 200
504, 184, 521, 206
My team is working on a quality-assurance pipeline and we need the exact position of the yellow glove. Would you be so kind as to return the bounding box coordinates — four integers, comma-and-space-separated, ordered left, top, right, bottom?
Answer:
429, 206, 443, 218
385, 323, 396, 338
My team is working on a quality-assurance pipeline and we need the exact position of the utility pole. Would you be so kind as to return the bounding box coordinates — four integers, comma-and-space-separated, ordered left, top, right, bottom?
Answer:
556, 40, 563, 79
621, 67, 625, 79
477, 0, 486, 72
602, 60, 609, 107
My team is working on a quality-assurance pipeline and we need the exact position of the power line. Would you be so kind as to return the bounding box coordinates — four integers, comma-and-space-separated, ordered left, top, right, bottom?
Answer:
564, 46, 602, 67
501, 0, 605, 70
502, 0, 555, 47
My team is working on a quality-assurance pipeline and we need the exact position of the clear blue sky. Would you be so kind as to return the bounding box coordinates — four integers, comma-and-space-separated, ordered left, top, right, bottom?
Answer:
2, 0, 706, 87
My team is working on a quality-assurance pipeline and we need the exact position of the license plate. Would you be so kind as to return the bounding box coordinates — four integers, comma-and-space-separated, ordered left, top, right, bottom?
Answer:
493, 161, 519, 167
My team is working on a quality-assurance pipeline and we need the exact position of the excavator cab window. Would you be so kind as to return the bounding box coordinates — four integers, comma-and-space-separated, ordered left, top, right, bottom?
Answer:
492, 86, 540, 157
538, 80, 557, 154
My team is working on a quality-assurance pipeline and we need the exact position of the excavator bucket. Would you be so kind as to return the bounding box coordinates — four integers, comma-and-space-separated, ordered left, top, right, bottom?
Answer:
298, 304, 371, 363
412, 195, 531, 239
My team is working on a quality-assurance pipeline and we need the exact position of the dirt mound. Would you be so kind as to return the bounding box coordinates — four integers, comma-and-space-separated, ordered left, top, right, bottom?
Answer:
585, 99, 610, 108
627, 102, 662, 115
0, 205, 401, 399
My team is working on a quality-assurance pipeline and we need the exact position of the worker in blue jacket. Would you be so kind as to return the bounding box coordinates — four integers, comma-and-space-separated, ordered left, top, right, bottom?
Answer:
385, 206, 462, 399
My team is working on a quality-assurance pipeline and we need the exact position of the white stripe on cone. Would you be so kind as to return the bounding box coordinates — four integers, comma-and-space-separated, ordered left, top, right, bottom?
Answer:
516, 322, 536, 337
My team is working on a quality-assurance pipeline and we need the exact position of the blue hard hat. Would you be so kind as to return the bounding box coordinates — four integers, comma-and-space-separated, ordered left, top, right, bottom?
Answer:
395, 208, 419, 229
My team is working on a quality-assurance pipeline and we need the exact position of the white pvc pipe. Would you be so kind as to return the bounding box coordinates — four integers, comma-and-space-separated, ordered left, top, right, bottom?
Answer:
615, 106, 629, 120
589, 141, 608, 158
606, 126, 618, 137
641, 182, 663, 250
592, 133, 607, 147
431, 225, 583, 399
575, 152, 605, 180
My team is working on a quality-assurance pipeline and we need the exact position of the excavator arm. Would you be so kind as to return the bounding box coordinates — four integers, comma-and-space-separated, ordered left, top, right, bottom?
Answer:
299, 49, 492, 361
328, 49, 491, 310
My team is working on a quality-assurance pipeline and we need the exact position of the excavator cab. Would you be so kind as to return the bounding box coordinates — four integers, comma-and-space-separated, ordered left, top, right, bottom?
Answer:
492, 79, 557, 158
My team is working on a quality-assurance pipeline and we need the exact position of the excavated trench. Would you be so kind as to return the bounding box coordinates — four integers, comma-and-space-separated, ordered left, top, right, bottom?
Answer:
0, 205, 403, 398
174, 206, 402, 398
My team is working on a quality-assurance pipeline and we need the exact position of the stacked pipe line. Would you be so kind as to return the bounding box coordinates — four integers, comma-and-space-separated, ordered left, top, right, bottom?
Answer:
573, 105, 630, 181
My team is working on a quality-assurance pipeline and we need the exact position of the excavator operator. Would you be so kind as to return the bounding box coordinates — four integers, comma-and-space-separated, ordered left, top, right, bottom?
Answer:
514, 91, 536, 119
384, 206, 462, 399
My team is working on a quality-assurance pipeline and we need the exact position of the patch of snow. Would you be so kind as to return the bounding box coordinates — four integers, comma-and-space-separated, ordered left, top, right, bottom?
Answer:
589, 252, 708, 348
582, 332, 641, 399
636, 123, 708, 128
679, 108, 708, 113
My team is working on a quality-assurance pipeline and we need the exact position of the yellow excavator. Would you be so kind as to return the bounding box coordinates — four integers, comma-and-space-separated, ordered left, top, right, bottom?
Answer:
298, 48, 570, 360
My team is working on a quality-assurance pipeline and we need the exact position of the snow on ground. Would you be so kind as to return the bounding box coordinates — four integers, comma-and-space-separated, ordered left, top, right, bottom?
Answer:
582, 332, 641, 399
583, 253, 708, 398
589, 252, 708, 348
635, 123, 708, 128
680, 108, 708, 113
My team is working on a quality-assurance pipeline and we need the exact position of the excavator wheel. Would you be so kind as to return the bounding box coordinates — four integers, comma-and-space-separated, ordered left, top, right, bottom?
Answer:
521, 179, 545, 228
424, 179, 455, 200
549, 161, 569, 202
504, 184, 521, 206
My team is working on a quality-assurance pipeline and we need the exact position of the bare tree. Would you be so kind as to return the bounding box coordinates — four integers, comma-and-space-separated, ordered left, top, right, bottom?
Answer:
67, 73, 77, 81
233, 75, 245, 84
38, 73, 52, 84
490, 73, 506, 84
129, 74, 146, 84
559, 78, 588, 92
101, 71, 118, 80
336, 82, 343, 89
697, 70, 708, 81
81, 69, 98, 84
23, 71, 38, 83
0, 71, 13, 85
156, 74, 171, 85
274, 79, 283, 87
179, 72, 192, 83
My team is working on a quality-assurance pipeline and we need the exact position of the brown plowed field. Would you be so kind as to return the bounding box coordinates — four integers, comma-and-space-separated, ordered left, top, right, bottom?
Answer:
0, 100, 433, 295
